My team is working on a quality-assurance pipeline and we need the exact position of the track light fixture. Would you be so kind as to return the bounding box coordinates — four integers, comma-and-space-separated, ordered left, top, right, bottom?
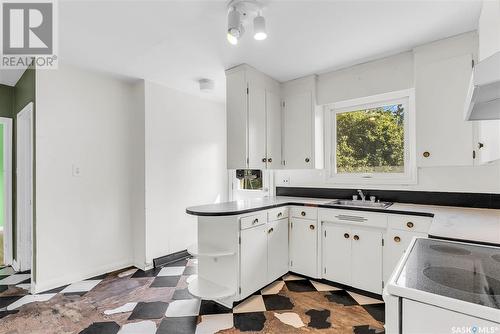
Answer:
226, 0, 267, 45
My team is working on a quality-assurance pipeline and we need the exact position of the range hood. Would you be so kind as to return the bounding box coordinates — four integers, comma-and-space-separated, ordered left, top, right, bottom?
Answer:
464, 52, 500, 121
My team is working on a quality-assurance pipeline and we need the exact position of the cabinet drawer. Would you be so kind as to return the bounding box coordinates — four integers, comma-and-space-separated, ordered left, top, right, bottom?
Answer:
319, 208, 387, 229
240, 213, 267, 230
267, 207, 288, 221
290, 206, 317, 220
388, 215, 432, 233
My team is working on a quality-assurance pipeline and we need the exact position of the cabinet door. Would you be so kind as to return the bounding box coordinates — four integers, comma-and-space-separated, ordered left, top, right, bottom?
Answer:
267, 218, 289, 281
289, 218, 317, 277
416, 54, 474, 167
384, 230, 426, 282
322, 223, 351, 286
282, 92, 313, 169
351, 227, 383, 294
266, 90, 282, 169
476, 120, 500, 164
240, 224, 268, 298
226, 69, 248, 169
248, 82, 267, 169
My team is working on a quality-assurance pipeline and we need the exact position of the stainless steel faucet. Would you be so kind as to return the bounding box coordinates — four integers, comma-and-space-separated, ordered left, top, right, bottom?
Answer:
357, 189, 366, 201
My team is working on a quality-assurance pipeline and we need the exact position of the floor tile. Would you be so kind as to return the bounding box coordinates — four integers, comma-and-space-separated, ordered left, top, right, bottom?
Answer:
198, 300, 232, 315
261, 281, 285, 295
117, 320, 156, 334
131, 267, 162, 278
348, 291, 384, 305
165, 299, 201, 317
0, 285, 8, 293
104, 302, 137, 315
158, 266, 185, 277
0, 267, 15, 276
353, 324, 386, 334
326, 290, 359, 306
172, 288, 195, 300
0, 310, 19, 319
39, 285, 69, 294
233, 295, 266, 314
362, 303, 385, 323
310, 280, 341, 292
0, 275, 9, 280
15, 283, 31, 291
196, 313, 233, 334
274, 312, 305, 328
0, 296, 23, 308
282, 273, 305, 281
285, 279, 316, 292
306, 309, 331, 329
182, 266, 197, 276
79, 321, 120, 334
86, 273, 108, 280
61, 280, 101, 294
233, 312, 266, 332
6, 293, 56, 310
164, 259, 188, 267
157, 316, 198, 334
150, 276, 180, 288
118, 268, 138, 278
0, 274, 31, 285
262, 294, 294, 311
128, 301, 168, 320
63, 291, 87, 297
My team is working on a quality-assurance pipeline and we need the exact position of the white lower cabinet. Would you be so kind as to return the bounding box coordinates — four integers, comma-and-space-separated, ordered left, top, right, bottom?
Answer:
240, 223, 268, 298
289, 218, 318, 277
267, 218, 289, 282
323, 223, 383, 294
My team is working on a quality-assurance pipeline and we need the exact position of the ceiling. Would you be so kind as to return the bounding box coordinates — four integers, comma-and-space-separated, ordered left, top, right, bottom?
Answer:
4, 0, 482, 99
0, 67, 27, 87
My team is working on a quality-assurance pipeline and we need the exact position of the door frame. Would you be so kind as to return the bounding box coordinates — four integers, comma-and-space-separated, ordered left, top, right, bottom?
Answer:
0, 117, 13, 265
15, 102, 33, 272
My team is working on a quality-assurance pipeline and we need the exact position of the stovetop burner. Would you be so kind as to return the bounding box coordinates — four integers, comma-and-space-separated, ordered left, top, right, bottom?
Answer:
429, 244, 472, 255
423, 266, 500, 295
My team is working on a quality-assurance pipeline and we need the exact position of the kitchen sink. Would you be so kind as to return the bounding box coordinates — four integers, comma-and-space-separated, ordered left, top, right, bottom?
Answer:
326, 199, 393, 209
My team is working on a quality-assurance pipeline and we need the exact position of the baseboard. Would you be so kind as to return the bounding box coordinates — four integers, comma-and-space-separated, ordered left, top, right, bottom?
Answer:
32, 259, 133, 294
153, 249, 190, 268
11, 259, 20, 272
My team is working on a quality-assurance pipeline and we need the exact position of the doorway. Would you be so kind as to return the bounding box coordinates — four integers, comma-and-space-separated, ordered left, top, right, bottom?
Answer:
0, 117, 12, 266
15, 102, 33, 272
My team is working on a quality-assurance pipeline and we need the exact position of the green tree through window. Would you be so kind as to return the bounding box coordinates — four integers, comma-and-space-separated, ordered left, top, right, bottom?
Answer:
336, 104, 404, 173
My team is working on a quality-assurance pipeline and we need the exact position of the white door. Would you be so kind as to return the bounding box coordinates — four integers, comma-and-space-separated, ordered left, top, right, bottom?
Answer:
476, 120, 500, 164
322, 223, 351, 286
267, 218, 288, 282
0, 118, 12, 266
384, 230, 426, 282
282, 92, 313, 169
16, 103, 33, 272
351, 227, 382, 294
265, 90, 282, 169
289, 218, 317, 277
416, 54, 474, 167
226, 69, 248, 169
240, 224, 268, 298
248, 82, 267, 169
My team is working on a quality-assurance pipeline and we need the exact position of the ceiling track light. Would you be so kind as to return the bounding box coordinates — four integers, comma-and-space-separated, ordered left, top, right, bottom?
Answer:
226, 0, 267, 45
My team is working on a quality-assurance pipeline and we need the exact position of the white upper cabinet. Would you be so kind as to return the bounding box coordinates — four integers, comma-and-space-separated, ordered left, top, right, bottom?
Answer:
282, 75, 322, 169
415, 36, 475, 167
225, 64, 281, 170
475, 120, 500, 164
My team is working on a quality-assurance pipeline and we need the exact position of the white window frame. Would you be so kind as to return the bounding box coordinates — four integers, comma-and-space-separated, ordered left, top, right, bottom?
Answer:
325, 89, 417, 185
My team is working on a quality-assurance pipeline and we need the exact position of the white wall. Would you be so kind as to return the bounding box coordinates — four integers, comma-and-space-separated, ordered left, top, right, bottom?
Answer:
35, 64, 142, 292
276, 32, 500, 194
144, 81, 226, 265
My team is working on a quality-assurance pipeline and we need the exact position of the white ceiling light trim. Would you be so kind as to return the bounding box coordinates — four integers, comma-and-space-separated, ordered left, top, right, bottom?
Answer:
226, 0, 267, 45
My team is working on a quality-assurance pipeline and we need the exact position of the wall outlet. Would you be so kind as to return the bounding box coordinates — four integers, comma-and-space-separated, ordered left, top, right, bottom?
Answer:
280, 176, 290, 185
72, 164, 81, 177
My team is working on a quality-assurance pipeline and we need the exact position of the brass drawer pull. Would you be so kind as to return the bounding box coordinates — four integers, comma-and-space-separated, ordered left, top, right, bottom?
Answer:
268, 158, 272, 163
353, 235, 359, 241
262, 158, 267, 163
309, 224, 315, 230
252, 218, 259, 225
301, 211, 306, 217
407, 222, 414, 228
344, 233, 350, 239
394, 236, 401, 243
277, 212, 283, 218
268, 228, 274, 234
305, 157, 310, 163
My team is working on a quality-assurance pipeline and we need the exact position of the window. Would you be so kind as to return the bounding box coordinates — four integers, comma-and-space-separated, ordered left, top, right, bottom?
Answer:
326, 89, 416, 184
236, 169, 263, 190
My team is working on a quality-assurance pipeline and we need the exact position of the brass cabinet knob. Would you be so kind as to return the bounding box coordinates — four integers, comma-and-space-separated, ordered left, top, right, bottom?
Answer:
353, 235, 360, 241
277, 212, 282, 218
394, 236, 401, 243
305, 157, 310, 163
301, 211, 306, 217
268, 228, 274, 234
423, 151, 430, 158
344, 233, 350, 239
268, 158, 272, 163
407, 222, 414, 228
252, 218, 259, 225
262, 158, 267, 162
309, 224, 315, 230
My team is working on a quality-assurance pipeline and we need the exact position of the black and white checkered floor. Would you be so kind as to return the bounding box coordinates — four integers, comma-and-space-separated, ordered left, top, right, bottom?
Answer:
0, 259, 385, 333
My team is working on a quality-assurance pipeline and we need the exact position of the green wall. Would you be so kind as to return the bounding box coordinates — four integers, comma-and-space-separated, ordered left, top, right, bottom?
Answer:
0, 85, 13, 118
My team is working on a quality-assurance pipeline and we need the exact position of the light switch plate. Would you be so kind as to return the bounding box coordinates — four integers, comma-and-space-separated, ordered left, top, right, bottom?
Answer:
72, 165, 81, 177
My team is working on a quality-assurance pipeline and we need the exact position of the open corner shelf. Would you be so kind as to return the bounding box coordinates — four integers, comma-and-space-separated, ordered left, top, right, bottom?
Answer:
187, 244, 236, 258
187, 275, 235, 300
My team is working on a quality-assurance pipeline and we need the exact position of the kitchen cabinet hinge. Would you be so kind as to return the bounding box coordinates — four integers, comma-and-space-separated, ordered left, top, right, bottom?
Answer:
282, 101, 285, 108
239, 286, 241, 294
472, 59, 475, 68
324, 267, 326, 274
290, 260, 293, 267
472, 150, 476, 159
382, 281, 384, 289
282, 160, 286, 166
246, 87, 249, 94
382, 239, 384, 246
290, 222, 293, 228
324, 230, 327, 238
238, 236, 241, 245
